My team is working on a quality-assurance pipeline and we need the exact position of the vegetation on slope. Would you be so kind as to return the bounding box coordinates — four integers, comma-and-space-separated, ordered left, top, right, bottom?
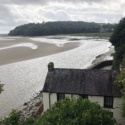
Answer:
8, 21, 116, 36
110, 17, 125, 48
0, 98, 116, 125
110, 17, 125, 116
115, 71, 125, 116
113, 45, 125, 69
110, 17, 125, 69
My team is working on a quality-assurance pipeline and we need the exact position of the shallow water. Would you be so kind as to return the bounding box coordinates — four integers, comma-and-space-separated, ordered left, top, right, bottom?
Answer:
0, 36, 112, 118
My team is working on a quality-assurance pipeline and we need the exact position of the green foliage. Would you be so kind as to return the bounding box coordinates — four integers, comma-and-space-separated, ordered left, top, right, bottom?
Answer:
113, 17, 125, 115
115, 71, 125, 94
0, 110, 35, 125
8, 21, 116, 36
110, 17, 125, 48
0, 110, 20, 125
19, 117, 35, 125
0, 98, 116, 125
115, 71, 125, 116
110, 17, 125, 69
113, 45, 125, 69
35, 98, 116, 125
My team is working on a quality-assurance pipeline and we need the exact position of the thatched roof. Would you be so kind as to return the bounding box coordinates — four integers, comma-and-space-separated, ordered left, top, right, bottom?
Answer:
42, 64, 121, 97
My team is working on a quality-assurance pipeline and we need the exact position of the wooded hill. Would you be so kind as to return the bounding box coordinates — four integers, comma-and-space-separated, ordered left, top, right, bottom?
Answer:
8, 21, 116, 36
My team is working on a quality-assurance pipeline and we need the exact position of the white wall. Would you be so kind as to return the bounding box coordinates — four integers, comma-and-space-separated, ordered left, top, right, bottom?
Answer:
50, 93, 57, 107
42, 92, 49, 111
89, 96, 125, 125
42, 93, 125, 125
65, 94, 72, 98
42, 92, 57, 112
89, 96, 103, 106
111, 97, 125, 125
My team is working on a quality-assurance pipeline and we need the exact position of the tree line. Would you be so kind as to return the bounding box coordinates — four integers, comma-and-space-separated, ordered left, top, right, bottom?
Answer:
8, 21, 116, 36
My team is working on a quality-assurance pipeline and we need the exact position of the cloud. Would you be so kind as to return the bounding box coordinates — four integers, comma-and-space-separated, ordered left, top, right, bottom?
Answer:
0, 0, 124, 33
42, 10, 71, 21
0, 5, 15, 25
0, 0, 120, 5
0, 0, 49, 5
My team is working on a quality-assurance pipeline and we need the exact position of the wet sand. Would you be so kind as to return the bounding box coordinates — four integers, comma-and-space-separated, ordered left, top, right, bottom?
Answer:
0, 36, 112, 118
0, 37, 80, 65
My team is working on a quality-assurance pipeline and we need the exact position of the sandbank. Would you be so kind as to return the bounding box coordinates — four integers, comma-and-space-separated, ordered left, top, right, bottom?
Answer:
0, 37, 80, 65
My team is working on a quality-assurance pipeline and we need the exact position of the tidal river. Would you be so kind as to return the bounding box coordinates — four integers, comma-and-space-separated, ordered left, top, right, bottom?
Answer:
0, 35, 112, 118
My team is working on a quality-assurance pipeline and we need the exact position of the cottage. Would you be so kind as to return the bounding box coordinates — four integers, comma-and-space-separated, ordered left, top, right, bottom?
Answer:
42, 62, 125, 125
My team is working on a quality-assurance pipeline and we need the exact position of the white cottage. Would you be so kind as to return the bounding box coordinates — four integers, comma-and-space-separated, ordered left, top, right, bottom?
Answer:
42, 62, 125, 125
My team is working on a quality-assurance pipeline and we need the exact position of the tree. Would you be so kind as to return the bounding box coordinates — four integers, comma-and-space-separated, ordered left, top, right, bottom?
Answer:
35, 98, 116, 125
110, 17, 125, 48
113, 45, 125, 69
115, 71, 125, 116
8, 21, 116, 36
110, 17, 125, 68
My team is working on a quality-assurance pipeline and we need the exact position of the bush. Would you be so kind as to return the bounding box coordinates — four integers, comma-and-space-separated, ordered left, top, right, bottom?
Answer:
0, 98, 116, 125
35, 98, 116, 125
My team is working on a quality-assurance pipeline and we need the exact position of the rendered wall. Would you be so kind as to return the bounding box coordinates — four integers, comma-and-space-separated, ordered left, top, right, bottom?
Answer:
42, 93, 125, 125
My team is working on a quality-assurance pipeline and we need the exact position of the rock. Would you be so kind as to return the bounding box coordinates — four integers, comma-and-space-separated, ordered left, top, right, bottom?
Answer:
19, 92, 43, 119
35, 101, 42, 107
23, 102, 28, 106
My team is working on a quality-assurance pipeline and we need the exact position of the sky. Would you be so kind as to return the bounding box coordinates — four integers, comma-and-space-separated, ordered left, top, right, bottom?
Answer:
0, 0, 125, 33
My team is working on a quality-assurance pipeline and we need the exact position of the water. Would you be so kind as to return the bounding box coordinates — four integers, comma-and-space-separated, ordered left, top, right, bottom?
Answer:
0, 36, 112, 118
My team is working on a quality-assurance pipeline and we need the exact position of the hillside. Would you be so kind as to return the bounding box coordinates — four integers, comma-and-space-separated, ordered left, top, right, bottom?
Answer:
8, 21, 116, 36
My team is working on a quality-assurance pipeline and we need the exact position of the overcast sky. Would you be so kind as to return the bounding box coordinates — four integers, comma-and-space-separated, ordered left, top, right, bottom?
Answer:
0, 0, 125, 33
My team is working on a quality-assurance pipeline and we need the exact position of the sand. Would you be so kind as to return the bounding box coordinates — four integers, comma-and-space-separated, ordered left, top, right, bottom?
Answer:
0, 36, 113, 118
0, 37, 80, 65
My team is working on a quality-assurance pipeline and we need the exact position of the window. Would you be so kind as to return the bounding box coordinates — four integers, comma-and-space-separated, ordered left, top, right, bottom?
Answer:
79, 94, 88, 99
104, 96, 113, 108
57, 93, 65, 101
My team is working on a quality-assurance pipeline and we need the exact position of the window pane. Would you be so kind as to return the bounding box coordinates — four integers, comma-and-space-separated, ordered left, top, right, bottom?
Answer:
79, 94, 88, 99
104, 96, 113, 108
57, 93, 65, 101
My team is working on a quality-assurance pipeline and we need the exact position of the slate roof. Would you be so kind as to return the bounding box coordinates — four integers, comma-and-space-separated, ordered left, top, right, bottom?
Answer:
42, 68, 121, 97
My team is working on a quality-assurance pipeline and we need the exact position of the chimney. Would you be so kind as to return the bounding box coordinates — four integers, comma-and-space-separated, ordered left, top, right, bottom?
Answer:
48, 62, 54, 72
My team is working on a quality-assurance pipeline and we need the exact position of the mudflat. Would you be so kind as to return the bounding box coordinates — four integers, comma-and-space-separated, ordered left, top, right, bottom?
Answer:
0, 37, 80, 65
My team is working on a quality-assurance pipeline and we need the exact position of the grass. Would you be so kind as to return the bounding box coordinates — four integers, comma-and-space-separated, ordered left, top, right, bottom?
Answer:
69, 32, 113, 38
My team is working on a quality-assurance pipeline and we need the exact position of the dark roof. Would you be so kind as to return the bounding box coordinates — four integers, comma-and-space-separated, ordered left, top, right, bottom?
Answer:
42, 68, 121, 97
